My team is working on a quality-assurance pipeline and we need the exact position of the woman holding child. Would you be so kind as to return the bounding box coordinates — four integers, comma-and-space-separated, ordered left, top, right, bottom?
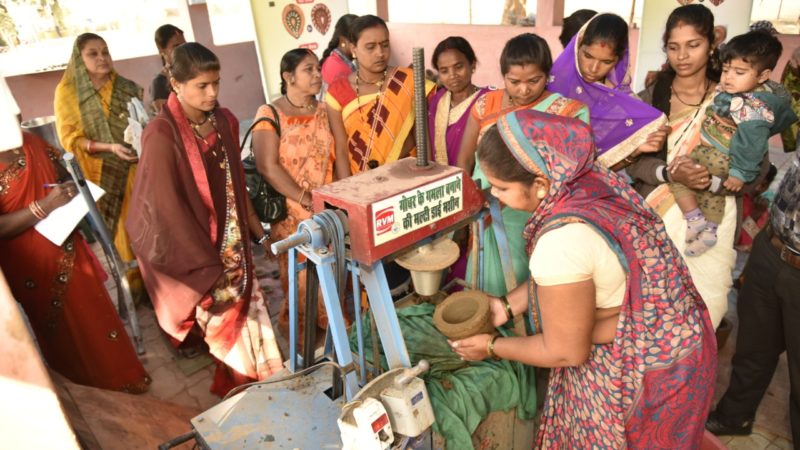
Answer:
629, 4, 794, 327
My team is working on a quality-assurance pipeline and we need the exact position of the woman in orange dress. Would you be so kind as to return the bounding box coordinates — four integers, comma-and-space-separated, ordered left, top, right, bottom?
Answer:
457, 33, 588, 297
252, 48, 350, 333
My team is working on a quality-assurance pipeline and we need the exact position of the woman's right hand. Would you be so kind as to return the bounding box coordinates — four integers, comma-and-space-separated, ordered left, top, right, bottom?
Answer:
668, 156, 711, 190
110, 143, 139, 162
39, 181, 77, 214
489, 296, 511, 327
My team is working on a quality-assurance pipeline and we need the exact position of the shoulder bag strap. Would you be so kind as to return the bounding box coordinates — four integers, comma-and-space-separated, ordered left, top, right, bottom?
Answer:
241, 104, 281, 159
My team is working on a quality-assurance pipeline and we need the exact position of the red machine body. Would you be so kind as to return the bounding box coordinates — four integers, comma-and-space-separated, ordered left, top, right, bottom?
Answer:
312, 158, 485, 264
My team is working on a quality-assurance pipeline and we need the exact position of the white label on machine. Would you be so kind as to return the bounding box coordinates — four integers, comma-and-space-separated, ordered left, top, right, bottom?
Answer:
371, 173, 464, 246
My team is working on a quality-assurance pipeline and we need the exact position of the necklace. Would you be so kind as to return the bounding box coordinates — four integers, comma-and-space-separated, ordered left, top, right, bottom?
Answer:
189, 113, 225, 167
355, 68, 390, 123
284, 94, 315, 111
671, 80, 710, 108
187, 112, 211, 131
507, 92, 517, 107
356, 68, 388, 89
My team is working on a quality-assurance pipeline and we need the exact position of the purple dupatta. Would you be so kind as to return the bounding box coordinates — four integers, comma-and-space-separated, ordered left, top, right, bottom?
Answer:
547, 16, 666, 167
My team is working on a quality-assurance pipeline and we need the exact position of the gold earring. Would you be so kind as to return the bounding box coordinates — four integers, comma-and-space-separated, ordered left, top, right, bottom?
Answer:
536, 189, 546, 199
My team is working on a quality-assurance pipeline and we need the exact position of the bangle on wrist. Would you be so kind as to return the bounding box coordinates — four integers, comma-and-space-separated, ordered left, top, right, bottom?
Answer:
255, 234, 269, 245
29, 200, 48, 220
297, 189, 307, 205
499, 295, 514, 321
661, 166, 670, 183
86, 140, 94, 153
486, 335, 501, 360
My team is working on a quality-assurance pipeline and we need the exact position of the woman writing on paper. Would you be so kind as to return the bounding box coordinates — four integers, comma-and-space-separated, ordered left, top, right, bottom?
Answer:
1, 76, 149, 393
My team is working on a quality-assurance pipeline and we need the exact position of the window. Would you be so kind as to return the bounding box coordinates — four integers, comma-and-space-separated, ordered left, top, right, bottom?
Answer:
750, 0, 800, 34
388, 0, 535, 25
0, 0, 193, 76
564, 0, 642, 28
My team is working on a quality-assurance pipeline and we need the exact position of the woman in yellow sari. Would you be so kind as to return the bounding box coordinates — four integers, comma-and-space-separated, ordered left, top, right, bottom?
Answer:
54, 33, 143, 298
325, 15, 434, 174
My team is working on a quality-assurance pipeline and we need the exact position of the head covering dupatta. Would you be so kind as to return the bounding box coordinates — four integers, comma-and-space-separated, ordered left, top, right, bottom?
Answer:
547, 15, 666, 168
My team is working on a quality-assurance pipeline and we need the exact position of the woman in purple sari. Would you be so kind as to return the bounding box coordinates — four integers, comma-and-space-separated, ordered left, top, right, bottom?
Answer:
548, 13, 669, 171
428, 36, 490, 166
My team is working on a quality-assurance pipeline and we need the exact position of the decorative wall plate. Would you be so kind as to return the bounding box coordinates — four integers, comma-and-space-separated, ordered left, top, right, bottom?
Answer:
707, 0, 725, 5
283, 4, 305, 39
311, 4, 332, 35
676, 0, 694, 4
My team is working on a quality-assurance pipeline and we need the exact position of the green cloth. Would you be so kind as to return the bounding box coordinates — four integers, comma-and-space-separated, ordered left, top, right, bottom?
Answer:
349, 303, 537, 450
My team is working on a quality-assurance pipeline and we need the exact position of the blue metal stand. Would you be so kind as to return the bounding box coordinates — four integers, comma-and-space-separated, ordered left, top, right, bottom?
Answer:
273, 195, 512, 401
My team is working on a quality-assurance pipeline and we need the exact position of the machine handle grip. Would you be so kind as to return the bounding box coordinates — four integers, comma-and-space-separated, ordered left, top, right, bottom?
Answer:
271, 231, 310, 255
394, 359, 430, 387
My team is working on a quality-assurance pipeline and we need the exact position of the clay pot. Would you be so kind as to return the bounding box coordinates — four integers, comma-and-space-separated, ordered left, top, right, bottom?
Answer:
433, 291, 494, 340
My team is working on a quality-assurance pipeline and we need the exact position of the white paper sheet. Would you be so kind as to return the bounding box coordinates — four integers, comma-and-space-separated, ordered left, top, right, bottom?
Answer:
34, 181, 105, 246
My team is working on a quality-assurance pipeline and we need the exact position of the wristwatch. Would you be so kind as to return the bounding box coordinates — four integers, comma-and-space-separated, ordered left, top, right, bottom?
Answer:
255, 234, 269, 245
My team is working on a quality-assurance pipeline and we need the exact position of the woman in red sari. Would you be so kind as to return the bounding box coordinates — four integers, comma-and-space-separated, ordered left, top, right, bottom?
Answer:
0, 79, 149, 392
127, 43, 283, 397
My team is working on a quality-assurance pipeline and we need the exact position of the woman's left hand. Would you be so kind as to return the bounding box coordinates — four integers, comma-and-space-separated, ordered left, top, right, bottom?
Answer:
449, 333, 493, 361
634, 125, 671, 156
110, 143, 139, 162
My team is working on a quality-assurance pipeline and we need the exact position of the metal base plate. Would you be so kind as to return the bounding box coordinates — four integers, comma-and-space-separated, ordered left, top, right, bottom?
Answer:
192, 365, 345, 449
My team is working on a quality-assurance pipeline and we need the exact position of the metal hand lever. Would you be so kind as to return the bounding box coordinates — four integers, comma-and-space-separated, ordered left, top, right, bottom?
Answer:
394, 359, 430, 387
63, 153, 145, 355
271, 230, 311, 255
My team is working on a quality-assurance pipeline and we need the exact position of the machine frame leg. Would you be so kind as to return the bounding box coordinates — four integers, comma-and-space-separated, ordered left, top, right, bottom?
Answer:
360, 261, 412, 369
315, 254, 360, 399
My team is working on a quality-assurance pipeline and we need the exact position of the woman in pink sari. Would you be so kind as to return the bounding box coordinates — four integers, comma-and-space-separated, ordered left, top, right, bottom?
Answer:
451, 110, 716, 448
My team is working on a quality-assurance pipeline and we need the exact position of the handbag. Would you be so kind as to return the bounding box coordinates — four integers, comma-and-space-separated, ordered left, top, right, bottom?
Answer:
241, 104, 288, 224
